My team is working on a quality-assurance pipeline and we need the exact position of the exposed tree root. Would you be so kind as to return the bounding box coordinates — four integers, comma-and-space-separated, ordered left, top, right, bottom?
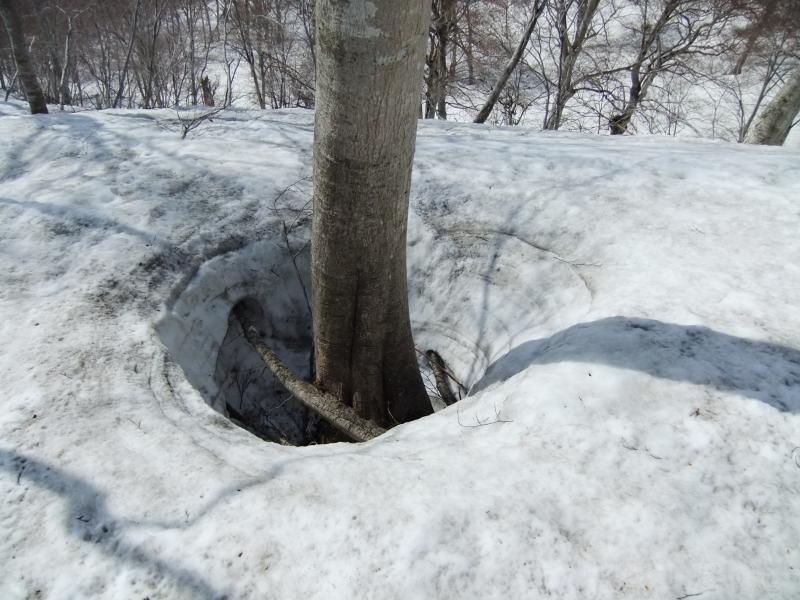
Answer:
232, 301, 386, 442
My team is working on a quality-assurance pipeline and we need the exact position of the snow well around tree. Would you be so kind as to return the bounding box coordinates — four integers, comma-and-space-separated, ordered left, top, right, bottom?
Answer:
154, 203, 594, 442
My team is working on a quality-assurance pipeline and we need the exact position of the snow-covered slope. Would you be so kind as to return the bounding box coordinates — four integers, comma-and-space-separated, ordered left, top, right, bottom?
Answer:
1, 100, 798, 599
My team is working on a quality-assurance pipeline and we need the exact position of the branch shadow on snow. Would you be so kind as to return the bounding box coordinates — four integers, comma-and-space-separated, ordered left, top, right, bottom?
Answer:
0, 449, 231, 599
471, 317, 800, 413
0, 196, 172, 246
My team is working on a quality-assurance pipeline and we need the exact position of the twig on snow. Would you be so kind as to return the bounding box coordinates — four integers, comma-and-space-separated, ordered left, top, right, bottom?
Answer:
676, 591, 712, 600
175, 105, 227, 139
457, 401, 512, 428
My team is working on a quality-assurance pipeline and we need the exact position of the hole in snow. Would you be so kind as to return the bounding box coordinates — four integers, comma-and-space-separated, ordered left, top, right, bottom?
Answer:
156, 225, 593, 443
156, 239, 321, 445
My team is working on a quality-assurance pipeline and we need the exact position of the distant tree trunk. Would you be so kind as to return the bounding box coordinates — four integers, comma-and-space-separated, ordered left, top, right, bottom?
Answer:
200, 75, 215, 106
543, 0, 600, 130
312, 0, 433, 426
609, 63, 655, 135
114, 0, 142, 109
746, 67, 800, 146
4, 70, 18, 101
732, 0, 777, 76
474, 0, 545, 124
0, 0, 48, 114
463, 0, 475, 85
57, 8, 78, 111
425, 0, 455, 119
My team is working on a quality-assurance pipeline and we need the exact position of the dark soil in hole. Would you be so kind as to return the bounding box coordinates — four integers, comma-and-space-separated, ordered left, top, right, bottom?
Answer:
216, 297, 323, 445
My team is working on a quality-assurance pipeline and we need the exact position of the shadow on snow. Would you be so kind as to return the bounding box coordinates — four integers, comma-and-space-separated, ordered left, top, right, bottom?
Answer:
472, 316, 800, 413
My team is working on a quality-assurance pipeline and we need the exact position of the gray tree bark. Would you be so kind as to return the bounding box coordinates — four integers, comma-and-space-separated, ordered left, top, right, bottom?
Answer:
746, 67, 800, 146
312, 0, 433, 427
0, 0, 48, 114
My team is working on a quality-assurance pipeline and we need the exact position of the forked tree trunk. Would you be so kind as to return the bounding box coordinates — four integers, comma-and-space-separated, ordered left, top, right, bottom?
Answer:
543, 0, 599, 131
0, 0, 47, 114
312, 0, 433, 427
746, 68, 800, 146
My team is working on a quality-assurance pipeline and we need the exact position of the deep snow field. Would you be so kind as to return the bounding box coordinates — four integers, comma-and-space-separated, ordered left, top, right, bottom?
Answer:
1, 99, 799, 599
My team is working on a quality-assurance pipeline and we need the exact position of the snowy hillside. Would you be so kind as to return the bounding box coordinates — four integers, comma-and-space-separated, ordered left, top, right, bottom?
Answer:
1, 99, 799, 599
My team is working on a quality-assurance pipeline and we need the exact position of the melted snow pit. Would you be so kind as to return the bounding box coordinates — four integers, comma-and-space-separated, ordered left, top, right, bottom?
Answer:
156, 227, 593, 441
156, 240, 317, 444
409, 228, 594, 395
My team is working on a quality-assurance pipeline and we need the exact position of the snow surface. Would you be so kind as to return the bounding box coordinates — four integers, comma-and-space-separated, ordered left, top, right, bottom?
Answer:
1, 99, 799, 599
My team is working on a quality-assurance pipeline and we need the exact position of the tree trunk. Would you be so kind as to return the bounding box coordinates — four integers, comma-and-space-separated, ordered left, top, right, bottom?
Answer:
609, 64, 643, 135
58, 11, 74, 111
0, 0, 47, 114
474, 0, 544, 124
543, 0, 599, 131
463, 0, 475, 85
746, 67, 800, 146
114, 0, 142, 109
4, 70, 18, 102
424, 0, 454, 120
312, 0, 433, 427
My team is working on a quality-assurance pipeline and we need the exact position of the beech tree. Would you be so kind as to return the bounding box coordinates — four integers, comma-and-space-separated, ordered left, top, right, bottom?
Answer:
310, 0, 433, 427
0, 0, 48, 114
746, 67, 800, 145
739, 0, 800, 145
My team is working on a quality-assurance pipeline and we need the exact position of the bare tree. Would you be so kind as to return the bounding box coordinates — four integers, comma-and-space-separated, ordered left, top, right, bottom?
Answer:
311, 0, 433, 426
230, 0, 314, 110
542, 0, 601, 130
55, 3, 89, 110
115, 0, 142, 107
746, 66, 800, 145
425, 0, 457, 118
735, 0, 800, 145
474, 0, 546, 123
608, 0, 731, 135
721, 29, 796, 142
0, 0, 48, 113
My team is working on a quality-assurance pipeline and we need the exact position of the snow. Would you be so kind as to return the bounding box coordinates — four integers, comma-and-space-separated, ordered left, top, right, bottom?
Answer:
1, 98, 799, 599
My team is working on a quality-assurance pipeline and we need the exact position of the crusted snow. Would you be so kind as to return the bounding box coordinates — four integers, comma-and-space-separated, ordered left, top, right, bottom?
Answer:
1, 99, 799, 599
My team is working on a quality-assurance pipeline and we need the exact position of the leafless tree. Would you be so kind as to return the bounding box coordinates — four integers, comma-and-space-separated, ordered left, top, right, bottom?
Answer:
230, 0, 314, 109
0, 0, 48, 113
542, 0, 601, 129
738, 0, 800, 145
474, 0, 546, 123
747, 66, 800, 144
425, 0, 457, 118
607, 0, 732, 135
